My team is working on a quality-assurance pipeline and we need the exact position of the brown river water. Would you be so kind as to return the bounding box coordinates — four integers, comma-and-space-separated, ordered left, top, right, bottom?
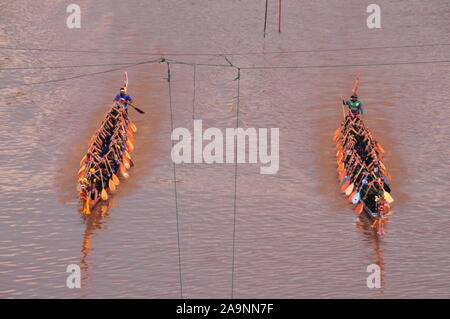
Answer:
0, 1, 449, 298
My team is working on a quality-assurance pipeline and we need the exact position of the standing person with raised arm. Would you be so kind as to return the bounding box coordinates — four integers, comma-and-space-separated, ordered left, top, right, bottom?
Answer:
343, 94, 364, 116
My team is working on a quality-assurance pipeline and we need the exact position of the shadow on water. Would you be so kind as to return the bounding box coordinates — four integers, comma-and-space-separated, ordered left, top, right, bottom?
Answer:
356, 214, 387, 296
78, 199, 115, 288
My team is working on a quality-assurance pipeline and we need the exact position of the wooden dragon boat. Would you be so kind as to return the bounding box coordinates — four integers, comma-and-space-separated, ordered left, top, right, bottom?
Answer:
333, 77, 394, 235
77, 72, 137, 214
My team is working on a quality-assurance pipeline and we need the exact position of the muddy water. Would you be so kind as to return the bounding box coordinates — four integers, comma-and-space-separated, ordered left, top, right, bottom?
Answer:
0, 1, 449, 298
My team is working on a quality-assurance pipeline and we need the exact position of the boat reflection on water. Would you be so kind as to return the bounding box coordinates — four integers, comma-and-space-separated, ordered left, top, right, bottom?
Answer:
356, 214, 387, 294
78, 199, 115, 286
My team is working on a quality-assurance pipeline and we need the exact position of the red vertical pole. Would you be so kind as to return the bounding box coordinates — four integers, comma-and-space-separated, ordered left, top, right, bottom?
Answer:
278, 0, 282, 33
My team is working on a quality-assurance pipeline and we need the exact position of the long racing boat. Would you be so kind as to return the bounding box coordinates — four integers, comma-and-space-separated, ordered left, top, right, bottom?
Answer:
77, 72, 137, 214
333, 77, 394, 235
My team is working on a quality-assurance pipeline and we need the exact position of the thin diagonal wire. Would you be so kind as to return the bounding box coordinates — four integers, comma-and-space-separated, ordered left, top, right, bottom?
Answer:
150, 58, 450, 72
0, 61, 142, 70
167, 62, 183, 298
0, 59, 161, 90
231, 68, 241, 298
240, 59, 450, 70
165, 59, 232, 68
1, 42, 450, 57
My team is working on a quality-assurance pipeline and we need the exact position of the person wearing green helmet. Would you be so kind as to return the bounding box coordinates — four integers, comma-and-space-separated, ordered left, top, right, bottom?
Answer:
343, 94, 364, 115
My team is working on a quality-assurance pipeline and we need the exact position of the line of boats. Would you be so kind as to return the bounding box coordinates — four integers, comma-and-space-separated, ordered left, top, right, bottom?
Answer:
75, 73, 393, 235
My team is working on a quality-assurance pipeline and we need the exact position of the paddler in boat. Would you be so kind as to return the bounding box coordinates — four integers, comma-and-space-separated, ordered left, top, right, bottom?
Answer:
343, 94, 364, 116
114, 87, 133, 114
87, 168, 99, 200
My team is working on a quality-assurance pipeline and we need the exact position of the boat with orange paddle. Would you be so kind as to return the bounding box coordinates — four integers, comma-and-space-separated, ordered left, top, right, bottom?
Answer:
77, 72, 139, 214
333, 76, 394, 235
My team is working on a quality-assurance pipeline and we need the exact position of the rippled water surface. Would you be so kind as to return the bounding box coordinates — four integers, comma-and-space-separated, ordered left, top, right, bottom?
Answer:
0, 0, 449, 298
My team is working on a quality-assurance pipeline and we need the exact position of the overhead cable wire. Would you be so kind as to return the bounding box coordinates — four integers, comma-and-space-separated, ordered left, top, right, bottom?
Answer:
0, 61, 146, 71
1, 42, 450, 57
2, 57, 447, 91
166, 61, 184, 298
239, 59, 450, 70
0, 58, 162, 90
231, 67, 241, 299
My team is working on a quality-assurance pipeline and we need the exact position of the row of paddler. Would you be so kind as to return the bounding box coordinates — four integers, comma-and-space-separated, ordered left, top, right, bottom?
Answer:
77, 103, 137, 214
333, 113, 393, 233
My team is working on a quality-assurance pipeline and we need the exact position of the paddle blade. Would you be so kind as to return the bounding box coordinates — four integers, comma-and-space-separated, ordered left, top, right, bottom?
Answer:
345, 183, 354, 196
348, 190, 357, 203
376, 142, 385, 153
77, 166, 87, 179
84, 198, 91, 215
341, 180, 350, 192
112, 174, 120, 185
352, 192, 361, 204
127, 128, 133, 139
382, 170, 392, 182
355, 202, 363, 215
386, 171, 392, 182
349, 190, 358, 202
119, 164, 129, 178
332, 133, 339, 142
132, 105, 145, 114
101, 188, 108, 201
384, 191, 394, 203
109, 179, 116, 191
126, 140, 134, 152
129, 122, 137, 133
